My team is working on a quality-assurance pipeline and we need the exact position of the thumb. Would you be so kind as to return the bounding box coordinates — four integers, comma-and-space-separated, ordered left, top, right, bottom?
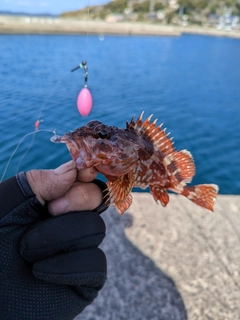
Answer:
26, 161, 77, 204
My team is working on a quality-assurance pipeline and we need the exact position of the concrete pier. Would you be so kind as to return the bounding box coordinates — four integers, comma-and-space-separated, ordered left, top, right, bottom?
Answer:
1, 15, 240, 39
77, 194, 240, 320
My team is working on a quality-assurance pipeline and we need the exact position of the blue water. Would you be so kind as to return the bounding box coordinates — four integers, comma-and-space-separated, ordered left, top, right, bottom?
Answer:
0, 34, 239, 194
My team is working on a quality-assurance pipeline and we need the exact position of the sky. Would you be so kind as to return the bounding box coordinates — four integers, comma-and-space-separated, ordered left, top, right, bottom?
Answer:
0, 0, 110, 15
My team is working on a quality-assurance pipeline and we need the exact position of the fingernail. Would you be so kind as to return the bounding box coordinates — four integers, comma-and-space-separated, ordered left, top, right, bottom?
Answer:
48, 196, 69, 215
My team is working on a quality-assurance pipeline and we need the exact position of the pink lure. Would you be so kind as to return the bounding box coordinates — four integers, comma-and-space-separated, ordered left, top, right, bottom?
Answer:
76, 88, 93, 117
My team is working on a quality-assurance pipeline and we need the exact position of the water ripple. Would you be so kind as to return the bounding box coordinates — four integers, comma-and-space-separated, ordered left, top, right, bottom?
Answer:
0, 34, 239, 193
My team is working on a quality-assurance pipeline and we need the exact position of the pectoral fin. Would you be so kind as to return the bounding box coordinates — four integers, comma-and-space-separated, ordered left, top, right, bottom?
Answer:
106, 171, 135, 214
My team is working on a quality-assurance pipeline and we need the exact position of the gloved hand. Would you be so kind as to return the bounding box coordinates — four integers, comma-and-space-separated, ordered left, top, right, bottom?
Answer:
0, 161, 108, 320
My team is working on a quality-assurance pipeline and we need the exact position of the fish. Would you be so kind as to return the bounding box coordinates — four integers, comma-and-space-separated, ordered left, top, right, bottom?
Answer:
51, 112, 218, 214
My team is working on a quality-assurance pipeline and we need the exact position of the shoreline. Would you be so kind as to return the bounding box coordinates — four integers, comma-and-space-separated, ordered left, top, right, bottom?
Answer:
0, 15, 240, 39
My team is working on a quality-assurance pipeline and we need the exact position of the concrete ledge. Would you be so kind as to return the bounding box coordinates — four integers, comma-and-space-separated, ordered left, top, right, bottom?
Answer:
0, 16, 180, 36
1, 16, 240, 38
77, 194, 240, 320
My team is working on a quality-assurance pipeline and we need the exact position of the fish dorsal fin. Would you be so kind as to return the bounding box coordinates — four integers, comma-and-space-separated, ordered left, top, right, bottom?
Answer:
126, 112, 174, 156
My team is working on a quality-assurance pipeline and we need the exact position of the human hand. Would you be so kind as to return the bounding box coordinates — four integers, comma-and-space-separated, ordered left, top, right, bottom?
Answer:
0, 161, 108, 320
26, 160, 105, 214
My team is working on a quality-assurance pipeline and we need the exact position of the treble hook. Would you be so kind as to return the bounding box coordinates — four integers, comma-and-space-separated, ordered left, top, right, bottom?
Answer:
71, 61, 88, 88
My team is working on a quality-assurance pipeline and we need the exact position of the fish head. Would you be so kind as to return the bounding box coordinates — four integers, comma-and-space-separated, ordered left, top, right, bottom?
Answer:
55, 120, 139, 175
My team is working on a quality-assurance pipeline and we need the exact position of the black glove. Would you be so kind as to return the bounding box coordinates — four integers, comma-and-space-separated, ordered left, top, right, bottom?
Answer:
0, 173, 107, 320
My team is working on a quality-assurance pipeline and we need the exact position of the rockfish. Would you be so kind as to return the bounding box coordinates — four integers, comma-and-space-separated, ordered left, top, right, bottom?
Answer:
51, 112, 218, 214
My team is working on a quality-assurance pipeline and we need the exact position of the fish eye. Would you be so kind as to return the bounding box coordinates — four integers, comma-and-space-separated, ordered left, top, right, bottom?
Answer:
87, 120, 102, 129
98, 130, 108, 139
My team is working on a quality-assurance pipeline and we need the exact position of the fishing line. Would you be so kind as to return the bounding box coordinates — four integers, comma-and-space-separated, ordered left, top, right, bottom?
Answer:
0, 129, 56, 183
15, 72, 69, 174
1, 0, 93, 181
37, 72, 69, 121
15, 121, 43, 174
15, 128, 36, 175
1, 71, 68, 181
71, 0, 93, 117
86, 0, 90, 57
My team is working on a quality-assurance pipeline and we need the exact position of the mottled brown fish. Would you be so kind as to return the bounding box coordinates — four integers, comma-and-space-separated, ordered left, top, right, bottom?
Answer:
51, 112, 218, 214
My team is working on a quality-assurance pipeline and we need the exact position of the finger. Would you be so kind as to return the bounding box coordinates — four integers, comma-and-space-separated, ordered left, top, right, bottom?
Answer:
20, 211, 106, 262
77, 167, 98, 182
26, 161, 77, 204
48, 181, 103, 216
32, 248, 107, 287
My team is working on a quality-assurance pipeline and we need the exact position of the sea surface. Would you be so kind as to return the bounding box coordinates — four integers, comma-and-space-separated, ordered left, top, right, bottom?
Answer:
0, 34, 239, 194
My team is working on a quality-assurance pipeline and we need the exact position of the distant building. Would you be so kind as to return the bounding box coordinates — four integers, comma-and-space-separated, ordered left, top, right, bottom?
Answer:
208, 8, 240, 30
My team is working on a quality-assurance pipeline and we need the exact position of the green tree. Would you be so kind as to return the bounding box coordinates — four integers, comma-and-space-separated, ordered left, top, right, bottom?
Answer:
178, 0, 208, 11
133, 1, 151, 13
104, 0, 128, 12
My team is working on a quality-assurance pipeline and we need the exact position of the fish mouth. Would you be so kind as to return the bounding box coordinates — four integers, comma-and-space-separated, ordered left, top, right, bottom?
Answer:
50, 134, 63, 143
50, 133, 80, 151
64, 133, 80, 151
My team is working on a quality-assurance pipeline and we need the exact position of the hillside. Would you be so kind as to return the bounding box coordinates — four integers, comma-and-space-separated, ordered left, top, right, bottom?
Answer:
60, 0, 240, 28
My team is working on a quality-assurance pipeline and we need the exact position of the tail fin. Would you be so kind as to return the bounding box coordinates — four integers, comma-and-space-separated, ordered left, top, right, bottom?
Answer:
182, 184, 219, 211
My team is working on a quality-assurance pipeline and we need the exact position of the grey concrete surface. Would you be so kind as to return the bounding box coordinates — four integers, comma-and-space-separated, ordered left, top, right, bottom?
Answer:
76, 194, 240, 320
